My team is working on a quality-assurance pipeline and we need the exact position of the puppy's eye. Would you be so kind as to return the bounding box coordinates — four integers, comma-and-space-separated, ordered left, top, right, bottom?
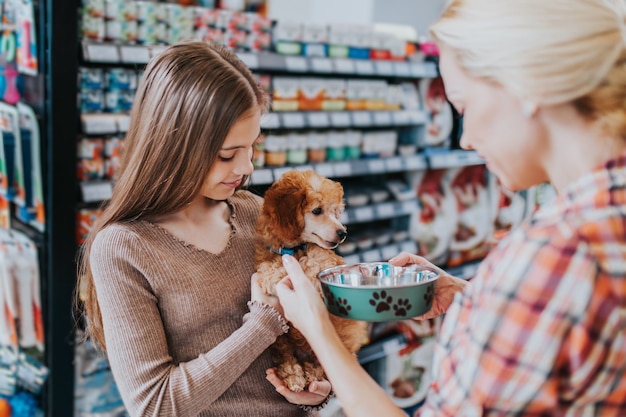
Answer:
312, 208, 323, 215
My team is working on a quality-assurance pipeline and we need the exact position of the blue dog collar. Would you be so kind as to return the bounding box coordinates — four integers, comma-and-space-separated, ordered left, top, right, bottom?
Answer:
268, 244, 307, 256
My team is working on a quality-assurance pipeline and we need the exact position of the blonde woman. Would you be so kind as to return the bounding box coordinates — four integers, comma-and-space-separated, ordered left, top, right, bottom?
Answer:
269, 0, 626, 416
77, 41, 331, 416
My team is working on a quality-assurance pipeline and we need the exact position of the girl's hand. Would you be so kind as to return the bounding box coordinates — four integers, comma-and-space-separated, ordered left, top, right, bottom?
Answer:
388, 252, 468, 319
266, 368, 332, 406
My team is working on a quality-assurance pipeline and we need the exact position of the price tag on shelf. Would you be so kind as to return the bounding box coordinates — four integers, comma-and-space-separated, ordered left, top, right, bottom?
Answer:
343, 254, 360, 265
310, 57, 333, 73
304, 44, 327, 57
373, 111, 392, 126
295, 164, 314, 172
407, 110, 426, 124
400, 241, 418, 253
330, 112, 351, 127
116, 115, 130, 132
351, 111, 372, 127
355, 60, 375, 75
392, 110, 410, 125
120, 45, 151, 63
385, 157, 404, 171
81, 181, 113, 203
250, 169, 273, 185
410, 62, 428, 78
362, 249, 382, 263
307, 112, 330, 128
273, 167, 295, 179
367, 159, 386, 173
260, 112, 280, 129
393, 62, 411, 77
375, 60, 394, 75
285, 56, 308, 72
429, 151, 483, 168
236, 52, 259, 69
81, 114, 118, 134
333, 58, 355, 74
381, 245, 399, 260
376, 202, 395, 218
150, 45, 167, 58
281, 112, 306, 128
314, 163, 335, 178
333, 162, 353, 177
354, 207, 375, 222
404, 154, 428, 171
401, 200, 419, 214
85, 43, 119, 63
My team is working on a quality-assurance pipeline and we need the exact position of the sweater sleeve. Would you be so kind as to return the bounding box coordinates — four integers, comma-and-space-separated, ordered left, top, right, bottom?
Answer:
90, 226, 288, 417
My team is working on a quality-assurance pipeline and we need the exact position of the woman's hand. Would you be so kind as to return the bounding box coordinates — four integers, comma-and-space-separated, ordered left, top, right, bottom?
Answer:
275, 254, 331, 339
266, 368, 332, 407
250, 273, 284, 317
388, 252, 468, 319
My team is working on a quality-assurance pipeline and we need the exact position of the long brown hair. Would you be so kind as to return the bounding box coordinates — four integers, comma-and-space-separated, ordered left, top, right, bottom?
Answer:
76, 41, 269, 350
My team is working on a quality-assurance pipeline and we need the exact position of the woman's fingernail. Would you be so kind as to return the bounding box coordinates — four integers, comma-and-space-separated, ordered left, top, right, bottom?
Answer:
282, 254, 292, 264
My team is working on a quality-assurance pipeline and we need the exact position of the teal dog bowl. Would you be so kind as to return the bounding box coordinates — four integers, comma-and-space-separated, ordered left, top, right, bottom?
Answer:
317, 262, 439, 322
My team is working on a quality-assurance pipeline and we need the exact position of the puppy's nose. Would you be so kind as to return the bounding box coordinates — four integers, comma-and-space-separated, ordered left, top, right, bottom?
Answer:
337, 229, 347, 242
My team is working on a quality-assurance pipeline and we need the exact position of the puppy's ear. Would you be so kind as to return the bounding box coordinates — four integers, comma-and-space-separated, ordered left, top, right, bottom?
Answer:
264, 184, 306, 243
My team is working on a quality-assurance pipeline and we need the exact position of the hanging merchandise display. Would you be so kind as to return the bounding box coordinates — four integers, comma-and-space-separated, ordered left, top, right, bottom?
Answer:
15, 0, 37, 76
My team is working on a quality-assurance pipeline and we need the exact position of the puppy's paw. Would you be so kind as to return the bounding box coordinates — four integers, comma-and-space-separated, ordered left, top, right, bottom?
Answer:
277, 363, 307, 392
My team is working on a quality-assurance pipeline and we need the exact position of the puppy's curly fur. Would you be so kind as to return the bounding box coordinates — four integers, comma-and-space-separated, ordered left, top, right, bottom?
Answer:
255, 170, 368, 392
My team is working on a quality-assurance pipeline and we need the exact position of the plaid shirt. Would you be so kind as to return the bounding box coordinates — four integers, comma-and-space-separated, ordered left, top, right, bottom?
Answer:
417, 152, 626, 417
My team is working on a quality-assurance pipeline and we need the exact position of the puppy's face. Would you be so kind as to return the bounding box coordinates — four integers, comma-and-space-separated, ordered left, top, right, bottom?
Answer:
262, 170, 347, 248
300, 174, 347, 249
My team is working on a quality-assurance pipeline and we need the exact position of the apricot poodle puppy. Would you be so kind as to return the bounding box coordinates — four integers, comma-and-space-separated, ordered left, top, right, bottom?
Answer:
255, 169, 367, 392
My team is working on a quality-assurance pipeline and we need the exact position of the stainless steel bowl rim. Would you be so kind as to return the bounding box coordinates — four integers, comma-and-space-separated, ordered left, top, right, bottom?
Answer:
317, 262, 440, 289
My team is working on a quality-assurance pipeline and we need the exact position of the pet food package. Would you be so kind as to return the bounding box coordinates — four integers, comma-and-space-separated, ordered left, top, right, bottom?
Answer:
418, 76, 453, 149
487, 172, 528, 243
407, 169, 457, 266
358, 319, 440, 413
446, 165, 492, 267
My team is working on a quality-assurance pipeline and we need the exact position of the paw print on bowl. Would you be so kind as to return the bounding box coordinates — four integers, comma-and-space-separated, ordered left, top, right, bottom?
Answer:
393, 298, 413, 317
322, 285, 336, 307
423, 285, 434, 307
369, 290, 393, 313
336, 297, 353, 316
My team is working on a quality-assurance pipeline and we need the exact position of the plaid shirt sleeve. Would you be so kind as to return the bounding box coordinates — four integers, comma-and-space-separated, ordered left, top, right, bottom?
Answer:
415, 196, 626, 417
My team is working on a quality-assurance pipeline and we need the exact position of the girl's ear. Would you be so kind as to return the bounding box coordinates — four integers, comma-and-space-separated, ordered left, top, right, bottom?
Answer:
264, 185, 306, 243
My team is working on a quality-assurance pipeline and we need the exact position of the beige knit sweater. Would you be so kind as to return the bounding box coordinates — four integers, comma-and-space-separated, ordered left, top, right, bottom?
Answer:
90, 190, 317, 417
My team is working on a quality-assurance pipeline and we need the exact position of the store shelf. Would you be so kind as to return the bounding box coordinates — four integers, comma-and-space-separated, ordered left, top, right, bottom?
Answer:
80, 109, 426, 135
80, 41, 438, 79
250, 150, 483, 186
426, 149, 485, 168
261, 109, 426, 130
80, 149, 483, 204
342, 199, 419, 225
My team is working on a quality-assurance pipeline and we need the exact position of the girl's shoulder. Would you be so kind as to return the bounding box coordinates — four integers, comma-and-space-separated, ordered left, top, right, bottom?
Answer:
92, 221, 152, 253
230, 189, 263, 214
